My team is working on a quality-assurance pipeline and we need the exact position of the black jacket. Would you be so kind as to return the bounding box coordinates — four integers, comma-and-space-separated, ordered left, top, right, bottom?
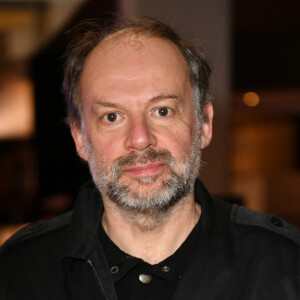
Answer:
1, 180, 300, 299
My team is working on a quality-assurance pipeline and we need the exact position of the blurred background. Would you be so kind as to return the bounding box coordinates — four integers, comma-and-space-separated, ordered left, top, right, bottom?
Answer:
0, 0, 299, 244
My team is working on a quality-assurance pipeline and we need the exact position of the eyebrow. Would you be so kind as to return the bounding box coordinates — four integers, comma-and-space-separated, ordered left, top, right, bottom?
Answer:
148, 94, 179, 103
93, 101, 119, 108
93, 94, 181, 109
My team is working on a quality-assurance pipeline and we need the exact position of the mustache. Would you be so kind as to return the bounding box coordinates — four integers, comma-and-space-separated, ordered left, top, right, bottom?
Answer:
110, 148, 175, 177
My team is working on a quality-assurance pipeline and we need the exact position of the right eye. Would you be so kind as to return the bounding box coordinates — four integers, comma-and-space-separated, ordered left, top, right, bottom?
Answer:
103, 113, 120, 123
154, 107, 172, 117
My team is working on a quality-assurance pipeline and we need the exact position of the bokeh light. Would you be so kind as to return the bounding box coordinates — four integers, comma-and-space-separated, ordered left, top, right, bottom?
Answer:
243, 91, 260, 107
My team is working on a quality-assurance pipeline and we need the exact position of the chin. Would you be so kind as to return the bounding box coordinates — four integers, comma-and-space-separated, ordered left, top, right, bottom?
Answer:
119, 171, 171, 189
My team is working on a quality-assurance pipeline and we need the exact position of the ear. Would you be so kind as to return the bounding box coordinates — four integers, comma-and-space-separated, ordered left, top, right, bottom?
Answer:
200, 102, 214, 149
70, 123, 88, 161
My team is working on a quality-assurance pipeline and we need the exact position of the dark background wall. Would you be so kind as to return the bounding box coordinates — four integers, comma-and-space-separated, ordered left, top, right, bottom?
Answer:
32, 0, 117, 203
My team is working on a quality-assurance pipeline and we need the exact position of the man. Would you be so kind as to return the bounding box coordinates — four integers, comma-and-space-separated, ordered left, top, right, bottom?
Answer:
0, 17, 299, 300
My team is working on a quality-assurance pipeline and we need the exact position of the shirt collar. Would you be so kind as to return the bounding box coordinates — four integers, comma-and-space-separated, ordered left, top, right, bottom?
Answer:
99, 200, 204, 284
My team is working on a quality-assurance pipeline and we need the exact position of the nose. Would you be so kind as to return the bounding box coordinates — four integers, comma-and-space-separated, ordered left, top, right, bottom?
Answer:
124, 116, 157, 151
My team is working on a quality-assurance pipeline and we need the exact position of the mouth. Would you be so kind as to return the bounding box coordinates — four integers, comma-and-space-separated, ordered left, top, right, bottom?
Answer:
123, 163, 165, 178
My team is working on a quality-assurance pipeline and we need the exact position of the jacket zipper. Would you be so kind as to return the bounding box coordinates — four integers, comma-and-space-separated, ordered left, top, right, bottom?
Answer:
87, 259, 109, 300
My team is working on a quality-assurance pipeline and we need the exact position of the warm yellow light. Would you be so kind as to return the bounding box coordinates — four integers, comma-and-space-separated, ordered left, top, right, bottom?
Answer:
243, 92, 260, 107
0, 77, 35, 139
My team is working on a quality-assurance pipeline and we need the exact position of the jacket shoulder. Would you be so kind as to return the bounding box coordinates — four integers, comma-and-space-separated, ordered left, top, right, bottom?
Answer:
230, 204, 300, 246
0, 210, 72, 253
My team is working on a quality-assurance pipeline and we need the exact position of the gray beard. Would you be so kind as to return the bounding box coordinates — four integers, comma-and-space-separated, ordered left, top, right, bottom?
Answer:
83, 127, 202, 229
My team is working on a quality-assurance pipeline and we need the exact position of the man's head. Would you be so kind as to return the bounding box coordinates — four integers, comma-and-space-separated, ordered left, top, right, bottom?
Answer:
63, 17, 213, 227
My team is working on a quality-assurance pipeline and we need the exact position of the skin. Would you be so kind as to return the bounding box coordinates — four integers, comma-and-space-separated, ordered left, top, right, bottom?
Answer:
71, 33, 214, 263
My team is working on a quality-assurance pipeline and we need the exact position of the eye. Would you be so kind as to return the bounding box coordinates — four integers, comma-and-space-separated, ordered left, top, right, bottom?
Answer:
154, 107, 172, 117
103, 112, 120, 123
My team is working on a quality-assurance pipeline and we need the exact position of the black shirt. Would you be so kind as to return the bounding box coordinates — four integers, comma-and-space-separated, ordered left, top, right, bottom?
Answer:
99, 215, 202, 300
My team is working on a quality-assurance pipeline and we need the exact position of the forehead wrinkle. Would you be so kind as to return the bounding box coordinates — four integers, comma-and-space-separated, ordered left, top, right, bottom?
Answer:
92, 93, 182, 110
109, 74, 144, 81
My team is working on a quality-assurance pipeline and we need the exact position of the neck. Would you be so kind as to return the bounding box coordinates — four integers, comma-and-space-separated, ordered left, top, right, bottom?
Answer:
101, 193, 201, 264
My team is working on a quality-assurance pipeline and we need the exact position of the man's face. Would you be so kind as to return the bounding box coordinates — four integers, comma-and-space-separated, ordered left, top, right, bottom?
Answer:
72, 34, 212, 213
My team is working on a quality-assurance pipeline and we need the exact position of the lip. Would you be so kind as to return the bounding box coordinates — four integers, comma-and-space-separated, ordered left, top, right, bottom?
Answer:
123, 163, 165, 177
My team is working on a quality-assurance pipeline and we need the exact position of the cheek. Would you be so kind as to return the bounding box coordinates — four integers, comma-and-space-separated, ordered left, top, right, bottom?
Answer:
156, 127, 194, 157
90, 134, 125, 164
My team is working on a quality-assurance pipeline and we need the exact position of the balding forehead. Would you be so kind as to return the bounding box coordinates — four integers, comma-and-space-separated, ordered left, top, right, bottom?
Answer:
86, 32, 189, 73
102, 31, 150, 51
79, 32, 192, 110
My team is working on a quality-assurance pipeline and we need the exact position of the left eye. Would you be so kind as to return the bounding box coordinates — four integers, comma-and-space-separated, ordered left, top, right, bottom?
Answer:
103, 113, 121, 123
154, 107, 171, 117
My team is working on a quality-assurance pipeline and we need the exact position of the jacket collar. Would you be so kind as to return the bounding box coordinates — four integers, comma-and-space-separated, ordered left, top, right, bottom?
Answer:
64, 180, 104, 259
